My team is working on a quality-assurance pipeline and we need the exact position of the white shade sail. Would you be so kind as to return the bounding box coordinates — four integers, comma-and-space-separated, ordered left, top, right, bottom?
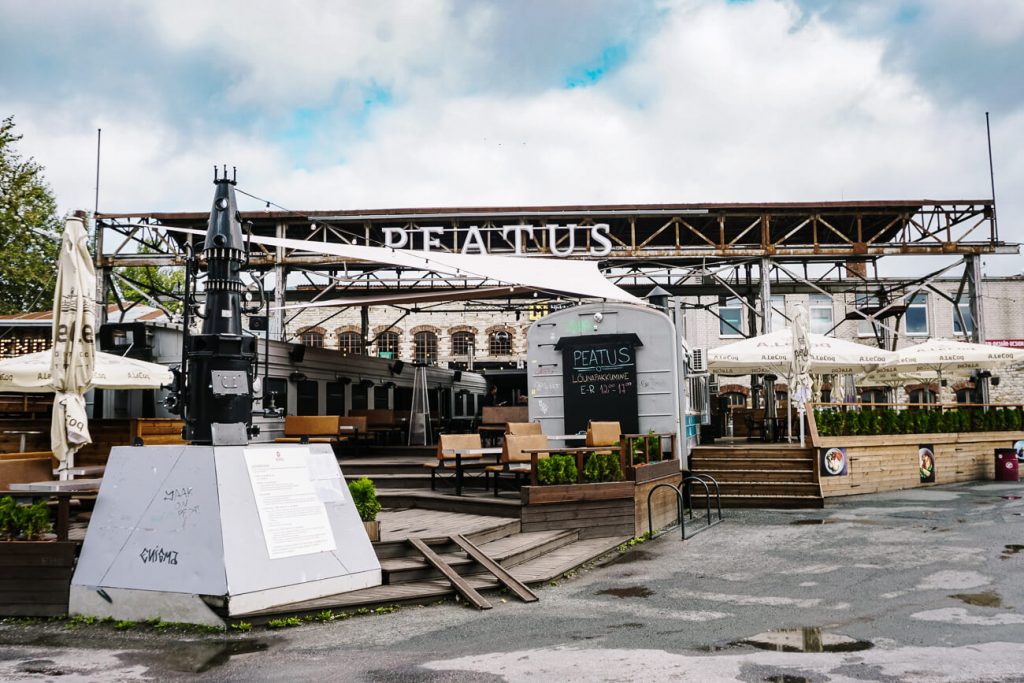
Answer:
0, 350, 173, 393
157, 226, 642, 305
709, 329, 895, 377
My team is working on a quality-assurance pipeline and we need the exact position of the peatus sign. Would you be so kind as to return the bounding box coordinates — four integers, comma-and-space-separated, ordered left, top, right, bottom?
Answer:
380, 223, 614, 257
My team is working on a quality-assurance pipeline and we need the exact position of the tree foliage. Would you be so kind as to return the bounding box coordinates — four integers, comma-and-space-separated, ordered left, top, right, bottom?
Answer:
0, 116, 60, 314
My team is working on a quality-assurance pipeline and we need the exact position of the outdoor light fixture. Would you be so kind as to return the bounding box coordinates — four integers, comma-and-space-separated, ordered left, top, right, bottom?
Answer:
335, 375, 352, 385
993, 376, 1001, 386
390, 360, 405, 375
358, 378, 375, 388
384, 381, 397, 389
289, 372, 307, 383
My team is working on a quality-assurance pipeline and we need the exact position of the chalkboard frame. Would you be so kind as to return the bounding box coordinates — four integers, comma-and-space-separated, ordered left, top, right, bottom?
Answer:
555, 333, 643, 435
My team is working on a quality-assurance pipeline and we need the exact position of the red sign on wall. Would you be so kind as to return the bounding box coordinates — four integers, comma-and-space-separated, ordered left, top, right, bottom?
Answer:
987, 340, 1024, 348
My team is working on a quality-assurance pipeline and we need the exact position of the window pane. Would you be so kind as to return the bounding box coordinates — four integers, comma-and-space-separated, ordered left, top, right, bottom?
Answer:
719, 299, 742, 336
414, 332, 438, 364
339, 332, 363, 355
296, 380, 318, 415
452, 332, 474, 356
855, 293, 879, 337
376, 332, 399, 359
906, 294, 928, 335
770, 295, 786, 331
489, 331, 512, 355
953, 302, 974, 335
326, 381, 346, 415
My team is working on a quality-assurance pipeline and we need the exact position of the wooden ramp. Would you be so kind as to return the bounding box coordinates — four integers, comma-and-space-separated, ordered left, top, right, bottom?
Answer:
235, 508, 626, 621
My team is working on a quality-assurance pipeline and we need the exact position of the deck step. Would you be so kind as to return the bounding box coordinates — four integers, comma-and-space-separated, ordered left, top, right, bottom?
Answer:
690, 457, 815, 470
689, 493, 824, 509
688, 469, 817, 483
376, 490, 522, 518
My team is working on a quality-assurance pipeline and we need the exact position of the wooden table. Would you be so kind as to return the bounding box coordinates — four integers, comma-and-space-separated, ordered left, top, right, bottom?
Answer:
441, 447, 501, 496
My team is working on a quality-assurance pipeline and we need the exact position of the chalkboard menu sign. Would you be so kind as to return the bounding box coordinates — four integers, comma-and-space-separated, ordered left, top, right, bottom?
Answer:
555, 333, 643, 435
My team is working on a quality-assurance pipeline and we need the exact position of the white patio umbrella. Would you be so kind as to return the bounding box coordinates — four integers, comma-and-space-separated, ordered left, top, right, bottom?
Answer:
708, 329, 895, 376
885, 337, 1024, 376
790, 303, 813, 446
49, 215, 96, 476
0, 350, 173, 393
878, 338, 1024, 404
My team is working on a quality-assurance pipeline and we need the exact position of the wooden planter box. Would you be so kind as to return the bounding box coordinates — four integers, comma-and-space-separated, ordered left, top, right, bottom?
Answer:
521, 481, 635, 539
0, 541, 77, 617
629, 459, 681, 483
362, 520, 381, 543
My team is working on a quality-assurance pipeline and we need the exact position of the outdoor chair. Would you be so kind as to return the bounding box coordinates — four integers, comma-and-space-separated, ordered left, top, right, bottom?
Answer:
486, 433, 548, 495
505, 421, 543, 436
585, 421, 622, 454
425, 433, 491, 491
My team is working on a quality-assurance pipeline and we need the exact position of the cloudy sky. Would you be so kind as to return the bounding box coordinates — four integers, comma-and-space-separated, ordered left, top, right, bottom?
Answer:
2, 0, 1021, 273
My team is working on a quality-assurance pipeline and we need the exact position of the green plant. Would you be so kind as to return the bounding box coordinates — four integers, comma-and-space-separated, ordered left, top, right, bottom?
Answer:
114, 620, 134, 630
230, 621, 252, 632
583, 453, 622, 483
646, 431, 661, 462
267, 616, 302, 629
347, 477, 381, 522
0, 497, 52, 540
537, 454, 577, 485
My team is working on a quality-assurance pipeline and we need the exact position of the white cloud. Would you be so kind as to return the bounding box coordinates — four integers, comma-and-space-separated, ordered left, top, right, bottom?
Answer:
3, 0, 1021, 273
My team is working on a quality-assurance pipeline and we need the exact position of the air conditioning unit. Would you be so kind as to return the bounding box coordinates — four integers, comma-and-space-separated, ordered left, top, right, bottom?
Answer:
690, 347, 708, 374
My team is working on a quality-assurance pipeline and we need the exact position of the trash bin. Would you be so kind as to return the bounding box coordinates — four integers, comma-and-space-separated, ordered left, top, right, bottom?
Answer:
995, 449, 1019, 482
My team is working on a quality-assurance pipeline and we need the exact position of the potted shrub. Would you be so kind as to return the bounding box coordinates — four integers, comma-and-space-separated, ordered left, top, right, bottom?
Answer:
347, 477, 382, 542
583, 452, 623, 483
0, 495, 77, 617
537, 454, 578, 485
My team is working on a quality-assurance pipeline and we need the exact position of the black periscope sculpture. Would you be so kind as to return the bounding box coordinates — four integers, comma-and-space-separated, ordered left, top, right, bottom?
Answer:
166, 167, 265, 445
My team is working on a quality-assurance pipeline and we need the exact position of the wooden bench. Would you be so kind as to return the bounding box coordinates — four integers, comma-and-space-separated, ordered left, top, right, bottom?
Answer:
478, 406, 530, 445
350, 409, 404, 444
274, 415, 345, 447
130, 418, 186, 446
337, 415, 371, 453
486, 433, 549, 495
0, 452, 55, 490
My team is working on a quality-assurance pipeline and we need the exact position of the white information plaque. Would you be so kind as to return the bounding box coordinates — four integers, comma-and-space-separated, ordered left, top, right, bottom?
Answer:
243, 447, 337, 560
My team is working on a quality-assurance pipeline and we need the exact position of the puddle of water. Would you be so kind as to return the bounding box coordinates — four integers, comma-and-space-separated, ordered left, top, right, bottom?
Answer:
789, 518, 881, 526
763, 676, 810, 683
608, 622, 644, 630
951, 591, 1003, 608
137, 640, 270, 674
736, 627, 873, 653
1001, 544, 1024, 559
607, 550, 654, 565
595, 586, 654, 599
16, 659, 67, 677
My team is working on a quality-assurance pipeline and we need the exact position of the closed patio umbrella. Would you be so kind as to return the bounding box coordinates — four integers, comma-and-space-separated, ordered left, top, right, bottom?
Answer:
790, 303, 813, 446
49, 215, 96, 477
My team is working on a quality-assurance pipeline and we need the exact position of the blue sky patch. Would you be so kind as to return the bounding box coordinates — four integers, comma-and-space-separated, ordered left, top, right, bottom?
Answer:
565, 43, 629, 89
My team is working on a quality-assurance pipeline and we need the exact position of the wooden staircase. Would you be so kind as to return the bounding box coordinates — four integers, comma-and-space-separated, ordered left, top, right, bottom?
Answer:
236, 518, 628, 620
688, 443, 823, 508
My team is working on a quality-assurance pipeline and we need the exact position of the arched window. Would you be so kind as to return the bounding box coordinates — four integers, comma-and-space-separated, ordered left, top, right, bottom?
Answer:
300, 329, 324, 348
376, 331, 399, 359
489, 329, 513, 356
860, 388, 889, 405
720, 392, 747, 407
451, 331, 475, 357
414, 331, 438, 364
338, 332, 363, 356
907, 387, 938, 404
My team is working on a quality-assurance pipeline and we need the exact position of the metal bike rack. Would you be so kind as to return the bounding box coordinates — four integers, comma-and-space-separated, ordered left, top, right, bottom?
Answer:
682, 473, 723, 526
647, 483, 685, 540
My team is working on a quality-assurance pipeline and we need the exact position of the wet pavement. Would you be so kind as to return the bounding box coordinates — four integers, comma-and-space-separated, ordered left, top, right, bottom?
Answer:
4, 480, 1024, 681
